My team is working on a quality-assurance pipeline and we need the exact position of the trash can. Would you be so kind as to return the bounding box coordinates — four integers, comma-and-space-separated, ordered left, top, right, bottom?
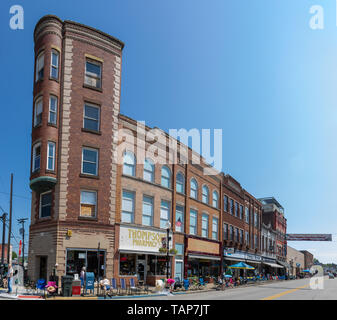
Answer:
61, 275, 73, 297
72, 280, 81, 296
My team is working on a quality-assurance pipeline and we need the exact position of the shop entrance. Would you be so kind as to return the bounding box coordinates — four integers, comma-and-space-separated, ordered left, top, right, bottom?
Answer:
38, 256, 48, 280
136, 255, 146, 282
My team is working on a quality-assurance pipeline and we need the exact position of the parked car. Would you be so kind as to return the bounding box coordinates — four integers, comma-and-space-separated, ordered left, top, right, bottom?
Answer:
328, 273, 334, 279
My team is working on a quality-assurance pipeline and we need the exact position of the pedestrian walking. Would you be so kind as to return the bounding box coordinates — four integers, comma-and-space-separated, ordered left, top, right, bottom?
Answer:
7, 264, 13, 294
80, 267, 86, 290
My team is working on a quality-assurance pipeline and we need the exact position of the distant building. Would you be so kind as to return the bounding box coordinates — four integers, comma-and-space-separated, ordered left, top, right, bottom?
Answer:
300, 250, 314, 270
287, 246, 304, 277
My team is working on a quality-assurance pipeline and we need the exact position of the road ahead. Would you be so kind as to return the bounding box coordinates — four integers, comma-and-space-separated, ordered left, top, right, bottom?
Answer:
127, 276, 337, 300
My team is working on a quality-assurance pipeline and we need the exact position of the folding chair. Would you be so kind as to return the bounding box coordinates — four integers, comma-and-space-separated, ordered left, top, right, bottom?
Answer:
107, 278, 119, 297
119, 278, 128, 296
129, 278, 141, 295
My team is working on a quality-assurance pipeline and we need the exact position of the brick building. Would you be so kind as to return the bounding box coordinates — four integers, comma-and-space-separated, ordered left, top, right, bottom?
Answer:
259, 197, 288, 273
287, 246, 304, 277
300, 250, 314, 270
28, 15, 273, 285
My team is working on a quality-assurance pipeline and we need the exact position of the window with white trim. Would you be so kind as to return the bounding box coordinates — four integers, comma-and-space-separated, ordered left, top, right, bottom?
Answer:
190, 178, 198, 199
49, 96, 57, 125
85, 59, 102, 88
34, 97, 43, 127
83, 103, 100, 132
143, 158, 154, 182
32, 143, 41, 172
212, 191, 219, 208
160, 200, 170, 229
176, 172, 184, 194
80, 190, 97, 218
123, 151, 136, 176
189, 209, 197, 235
161, 166, 171, 188
40, 191, 52, 218
82, 147, 98, 176
201, 214, 209, 238
36, 52, 44, 81
202, 185, 209, 204
212, 217, 218, 240
47, 141, 56, 171
142, 195, 154, 226
50, 50, 59, 79
122, 190, 134, 223
175, 205, 184, 233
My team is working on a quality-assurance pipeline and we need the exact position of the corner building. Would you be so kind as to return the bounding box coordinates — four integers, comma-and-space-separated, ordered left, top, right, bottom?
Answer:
28, 15, 123, 281
28, 15, 264, 285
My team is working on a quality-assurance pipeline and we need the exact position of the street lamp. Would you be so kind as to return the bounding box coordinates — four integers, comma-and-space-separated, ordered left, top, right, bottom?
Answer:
165, 221, 171, 280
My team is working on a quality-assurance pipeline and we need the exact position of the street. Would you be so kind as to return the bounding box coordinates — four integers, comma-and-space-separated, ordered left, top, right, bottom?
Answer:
124, 276, 337, 300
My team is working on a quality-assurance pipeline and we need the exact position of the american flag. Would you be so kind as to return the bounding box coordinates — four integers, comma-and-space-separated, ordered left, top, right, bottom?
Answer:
176, 217, 182, 227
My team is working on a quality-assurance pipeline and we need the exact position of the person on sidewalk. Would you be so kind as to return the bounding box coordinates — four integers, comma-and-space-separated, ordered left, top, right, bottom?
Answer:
7, 264, 13, 294
80, 267, 86, 292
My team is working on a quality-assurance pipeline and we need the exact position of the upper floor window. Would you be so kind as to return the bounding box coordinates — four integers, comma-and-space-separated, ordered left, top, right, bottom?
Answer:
176, 172, 184, 194
230, 225, 234, 240
160, 200, 170, 229
36, 52, 44, 82
224, 195, 228, 212
212, 191, 219, 208
143, 158, 154, 183
254, 211, 258, 228
245, 207, 249, 224
175, 205, 184, 233
240, 230, 244, 244
245, 231, 249, 245
212, 217, 218, 240
47, 141, 56, 171
85, 59, 102, 89
240, 205, 243, 219
80, 190, 97, 218
48, 96, 57, 125
142, 195, 153, 226
189, 209, 197, 235
235, 202, 239, 217
230, 199, 234, 215
235, 228, 239, 242
201, 214, 209, 238
32, 143, 41, 172
202, 185, 209, 204
190, 178, 198, 199
82, 147, 98, 176
83, 103, 100, 132
161, 166, 171, 188
123, 151, 136, 176
122, 190, 134, 223
34, 97, 43, 127
223, 223, 228, 240
40, 191, 52, 218
50, 50, 59, 80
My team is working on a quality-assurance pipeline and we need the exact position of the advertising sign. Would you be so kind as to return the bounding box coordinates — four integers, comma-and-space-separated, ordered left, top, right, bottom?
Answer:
119, 225, 172, 253
286, 234, 332, 241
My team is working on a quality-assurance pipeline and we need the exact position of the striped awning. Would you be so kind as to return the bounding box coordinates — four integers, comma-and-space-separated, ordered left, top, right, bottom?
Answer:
263, 262, 283, 268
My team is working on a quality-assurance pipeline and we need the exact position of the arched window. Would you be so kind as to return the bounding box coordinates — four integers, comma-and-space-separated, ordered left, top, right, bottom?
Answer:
123, 151, 136, 176
143, 158, 154, 182
190, 178, 198, 199
176, 172, 184, 194
202, 185, 209, 204
212, 191, 219, 208
161, 166, 171, 188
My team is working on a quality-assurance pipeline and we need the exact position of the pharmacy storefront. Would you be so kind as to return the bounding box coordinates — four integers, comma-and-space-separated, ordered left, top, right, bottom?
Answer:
116, 225, 173, 286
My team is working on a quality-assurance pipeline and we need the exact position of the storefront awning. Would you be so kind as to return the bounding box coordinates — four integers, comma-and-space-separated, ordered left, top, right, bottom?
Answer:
277, 260, 290, 269
263, 262, 284, 268
245, 260, 261, 264
188, 254, 221, 261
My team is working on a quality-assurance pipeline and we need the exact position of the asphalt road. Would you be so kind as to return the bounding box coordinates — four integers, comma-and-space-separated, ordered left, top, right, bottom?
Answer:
126, 276, 337, 300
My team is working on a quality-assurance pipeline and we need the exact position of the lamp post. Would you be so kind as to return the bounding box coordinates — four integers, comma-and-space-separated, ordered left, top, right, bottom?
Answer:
165, 221, 171, 280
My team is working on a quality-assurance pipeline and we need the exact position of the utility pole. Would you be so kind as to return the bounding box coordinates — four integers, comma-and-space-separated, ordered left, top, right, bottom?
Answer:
7, 174, 13, 265
17, 218, 28, 267
1, 213, 7, 270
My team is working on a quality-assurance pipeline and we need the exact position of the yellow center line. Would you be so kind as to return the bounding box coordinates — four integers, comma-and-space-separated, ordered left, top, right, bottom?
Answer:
261, 283, 311, 300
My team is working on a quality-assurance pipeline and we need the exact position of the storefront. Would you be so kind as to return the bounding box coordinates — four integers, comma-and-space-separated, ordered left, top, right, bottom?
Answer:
117, 225, 173, 285
261, 257, 283, 276
223, 249, 262, 277
186, 237, 221, 281
66, 248, 106, 279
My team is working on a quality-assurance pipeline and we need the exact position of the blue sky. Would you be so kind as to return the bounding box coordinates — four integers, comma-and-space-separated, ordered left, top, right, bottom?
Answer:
0, 0, 336, 262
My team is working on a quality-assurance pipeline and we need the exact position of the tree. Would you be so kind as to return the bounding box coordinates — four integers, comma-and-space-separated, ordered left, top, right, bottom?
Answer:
12, 251, 17, 260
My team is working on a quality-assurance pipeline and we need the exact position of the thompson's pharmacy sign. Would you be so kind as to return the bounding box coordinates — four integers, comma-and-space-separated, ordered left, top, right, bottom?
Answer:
119, 225, 172, 253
